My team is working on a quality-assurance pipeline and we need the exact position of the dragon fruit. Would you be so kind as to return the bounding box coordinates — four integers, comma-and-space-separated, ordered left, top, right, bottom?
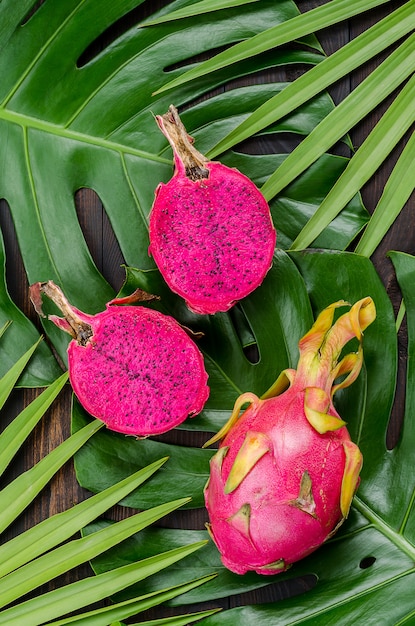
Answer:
30, 281, 209, 437
204, 297, 375, 575
148, 105, 276, 315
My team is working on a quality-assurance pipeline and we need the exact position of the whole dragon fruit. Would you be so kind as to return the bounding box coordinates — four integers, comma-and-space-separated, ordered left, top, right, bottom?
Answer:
148, 105, 276, 315
204, 297, 375, 575
30, 281, 209, 437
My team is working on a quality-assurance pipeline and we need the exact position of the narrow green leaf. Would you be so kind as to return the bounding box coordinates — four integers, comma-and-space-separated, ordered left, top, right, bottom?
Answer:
208, 0, 415, 158
0, 419, 103, 534
0, 498, 190, 608
260, 33, 415, 201
0, 542, 208, 626
140, 0, 260, 26
355, 130, 415, 257
0, 457, 169, 578
0, 337, 41, 410
154, 0, 394, 95
291, 72, 415, 250
49, 575, 217, 625
86, 523, 277, 606
0, 371, 68, 477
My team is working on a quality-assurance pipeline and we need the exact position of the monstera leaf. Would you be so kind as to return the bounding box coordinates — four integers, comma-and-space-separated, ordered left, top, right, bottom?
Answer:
0, 0, 371, 369
79, 252, 415, 625
193, 251, 415, 624
75, 249, 401, 621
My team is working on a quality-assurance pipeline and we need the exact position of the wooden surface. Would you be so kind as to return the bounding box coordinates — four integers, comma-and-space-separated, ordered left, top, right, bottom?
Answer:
1, 0, 412, 621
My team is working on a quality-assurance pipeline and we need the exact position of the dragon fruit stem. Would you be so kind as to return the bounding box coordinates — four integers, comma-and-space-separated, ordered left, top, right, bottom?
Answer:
156, 105, 209, 181
29, 281, 92, 346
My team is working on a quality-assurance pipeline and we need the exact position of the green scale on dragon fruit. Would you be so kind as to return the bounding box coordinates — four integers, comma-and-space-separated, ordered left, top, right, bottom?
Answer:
149, 105, 276, 315
30, 281, 209, 437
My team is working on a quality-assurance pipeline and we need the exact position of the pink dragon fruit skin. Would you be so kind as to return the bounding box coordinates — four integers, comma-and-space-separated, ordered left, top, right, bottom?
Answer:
204, 297, 376, 575
148, 105, 276, 315
30, 281, 209, 437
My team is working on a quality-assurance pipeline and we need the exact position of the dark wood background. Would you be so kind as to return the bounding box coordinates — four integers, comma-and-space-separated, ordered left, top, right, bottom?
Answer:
0, 0, 412, 622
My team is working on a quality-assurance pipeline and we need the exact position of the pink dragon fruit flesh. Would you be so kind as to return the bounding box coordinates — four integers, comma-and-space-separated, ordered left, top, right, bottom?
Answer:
148, 105, 276, 315
204, 297, 376, 575
30, 281, 209, 437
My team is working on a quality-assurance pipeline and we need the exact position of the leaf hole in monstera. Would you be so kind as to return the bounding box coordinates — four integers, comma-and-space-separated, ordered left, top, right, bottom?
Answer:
76, 0, 161, 68
74, 188, 125, 291
163, 44, 230, 74
0, 199, 30, 317
359, 556, 376, 569
20, 1, 44, 26
234, 132, 303, 158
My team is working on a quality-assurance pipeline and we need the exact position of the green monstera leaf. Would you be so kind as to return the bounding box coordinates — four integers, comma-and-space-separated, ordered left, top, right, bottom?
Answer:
75, 250, 400, 618
0, 0, 370, 369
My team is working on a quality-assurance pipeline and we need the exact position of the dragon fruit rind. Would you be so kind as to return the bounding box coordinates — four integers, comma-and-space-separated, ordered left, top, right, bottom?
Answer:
204, 297, 375, 575
30, 281, 209, 437
148, 105, 276, 315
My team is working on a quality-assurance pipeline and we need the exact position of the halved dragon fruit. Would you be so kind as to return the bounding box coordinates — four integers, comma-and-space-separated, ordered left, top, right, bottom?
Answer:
204, 297, 375, 575
30, 281, 209, 437
148, 105, 276, 315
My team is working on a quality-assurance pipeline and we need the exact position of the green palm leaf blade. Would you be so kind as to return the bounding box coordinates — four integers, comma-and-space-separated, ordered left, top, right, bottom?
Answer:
0, 419, 103, 534
0, 457, 168, 578
260, 32, 415, 203
128, 611, 221, 626
140, 0, 262, 26
153, 0, 392, 95
291, 72, 415, 250
0, 336, 41, 410
0, 497, 191, 609
0, 541, 208, 626
0, 371, 68, 476
355, 131, 415, 257
48, 576, 218, 625
207, 0, 415, 159
84, 522, 284, 606
0, 321, 11, 340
